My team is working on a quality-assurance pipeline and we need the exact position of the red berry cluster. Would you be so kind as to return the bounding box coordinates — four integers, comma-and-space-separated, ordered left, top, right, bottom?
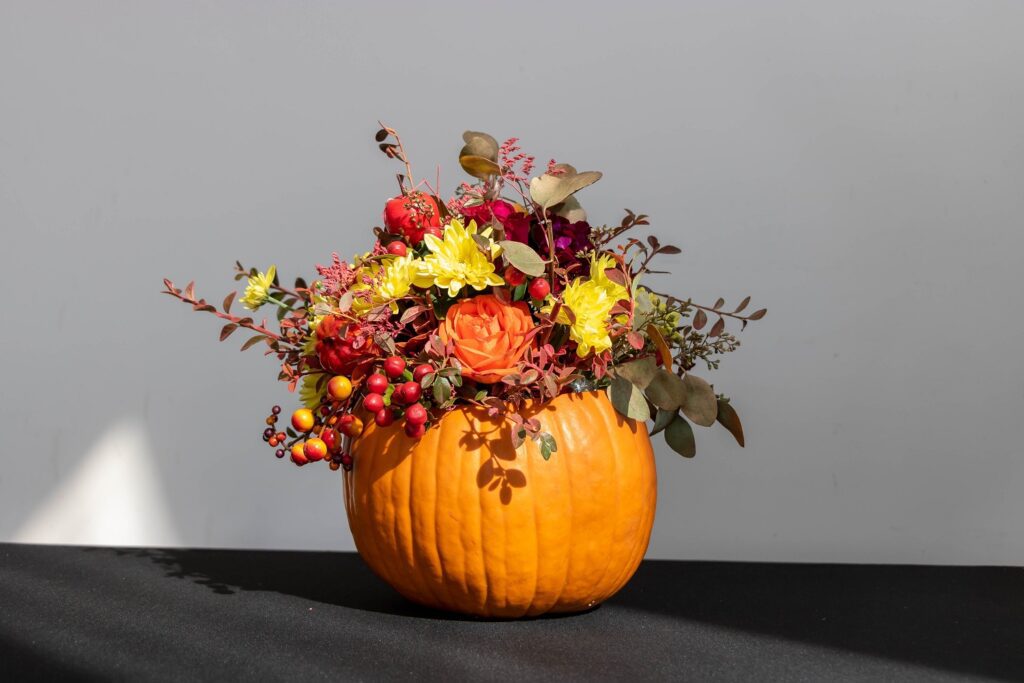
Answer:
260, 355, 434, 472
362, 357, 433, 438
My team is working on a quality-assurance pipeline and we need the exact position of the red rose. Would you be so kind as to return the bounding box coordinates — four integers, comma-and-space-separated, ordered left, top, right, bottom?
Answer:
383, 192, 441, 244
316, 317, 380, 375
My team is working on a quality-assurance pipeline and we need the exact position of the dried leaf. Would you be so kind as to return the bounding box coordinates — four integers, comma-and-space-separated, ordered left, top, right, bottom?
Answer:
222, 291, 236, 314
626, 332, 645, 350
240, 334, 265, 351
646, 324, 673, 372
693, 309, 708, 331
748, 308, 767, 321
734, 296, 751, 314
219, 323, 238, 341
716, 398, 745, 447
374, 128, 388, 142
709, 317, 726, 338
713, 297, 725, 310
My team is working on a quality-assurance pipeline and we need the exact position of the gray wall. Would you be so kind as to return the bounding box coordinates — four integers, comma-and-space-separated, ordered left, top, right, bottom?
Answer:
2, 1, 1022, 563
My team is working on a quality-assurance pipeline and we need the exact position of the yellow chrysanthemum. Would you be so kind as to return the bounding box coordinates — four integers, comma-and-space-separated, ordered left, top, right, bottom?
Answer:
375, 254, 421, 312
544, 255, 630, 357
413, 220, 504, 296
240, 265, 276, 311
589, 254, 629, 303
555, 279, 619, 356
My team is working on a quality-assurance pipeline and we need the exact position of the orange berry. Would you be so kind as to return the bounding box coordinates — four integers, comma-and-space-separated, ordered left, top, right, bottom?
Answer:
291, 408, 315, 432
290, 442, 309, 466
327, 376, 353, 401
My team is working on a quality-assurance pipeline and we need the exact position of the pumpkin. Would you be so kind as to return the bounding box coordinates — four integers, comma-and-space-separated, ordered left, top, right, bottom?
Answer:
344, 390, 657, 617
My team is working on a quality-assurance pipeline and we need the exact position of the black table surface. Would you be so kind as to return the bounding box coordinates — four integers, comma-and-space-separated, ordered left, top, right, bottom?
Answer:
1, 544, 1021, 681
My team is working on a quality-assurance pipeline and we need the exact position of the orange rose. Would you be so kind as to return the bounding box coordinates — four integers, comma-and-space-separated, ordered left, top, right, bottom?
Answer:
439, 295, 536, 384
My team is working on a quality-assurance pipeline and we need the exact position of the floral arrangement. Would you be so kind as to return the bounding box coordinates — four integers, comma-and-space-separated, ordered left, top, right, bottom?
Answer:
164, 126, 765, 472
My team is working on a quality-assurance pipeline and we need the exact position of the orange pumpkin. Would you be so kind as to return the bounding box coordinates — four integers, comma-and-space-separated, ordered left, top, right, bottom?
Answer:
344, 390, 657, 617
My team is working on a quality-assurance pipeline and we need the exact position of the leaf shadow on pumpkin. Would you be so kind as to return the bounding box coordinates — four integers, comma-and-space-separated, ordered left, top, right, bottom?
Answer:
459, 418, 527, 505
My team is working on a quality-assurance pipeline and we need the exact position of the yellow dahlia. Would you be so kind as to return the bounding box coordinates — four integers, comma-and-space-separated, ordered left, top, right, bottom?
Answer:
413, 220, 504, 296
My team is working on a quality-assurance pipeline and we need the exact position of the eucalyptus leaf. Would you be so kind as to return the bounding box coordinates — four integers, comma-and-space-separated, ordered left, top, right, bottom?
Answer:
613, 357, 658, 389
608, 376, 651, 422
681, 374, 718, 427
644, 368, 688, 411
499, 240, 547, 277
459, 154, 501, 179
552, 195, 588, 223
650, 408, 677, 436
461, 130, 499, 160
665, 415, 696, 458
529, 165, 603, 209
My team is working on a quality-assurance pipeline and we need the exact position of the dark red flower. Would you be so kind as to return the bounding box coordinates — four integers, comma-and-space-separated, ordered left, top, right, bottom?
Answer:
315, 317, 380, 375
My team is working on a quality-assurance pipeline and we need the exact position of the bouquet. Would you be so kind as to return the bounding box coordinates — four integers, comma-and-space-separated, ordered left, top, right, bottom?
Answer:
164, 125, 765, 473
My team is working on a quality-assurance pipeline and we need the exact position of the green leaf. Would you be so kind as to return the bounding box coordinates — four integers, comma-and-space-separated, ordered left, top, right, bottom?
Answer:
499, 241, 546, 277
608, 377, 651, 422
681, 374, 718, 427
665, 415, 696, 458
716, 398, 745, 447
512, 283, 528, 301
538, 433, 557, 461
613, 357, 658, 389
650, 409, 677, 436
432, 377, 451, 405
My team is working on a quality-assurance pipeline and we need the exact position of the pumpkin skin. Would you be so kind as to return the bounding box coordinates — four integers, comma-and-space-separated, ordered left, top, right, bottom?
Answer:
344, 390, 657, 618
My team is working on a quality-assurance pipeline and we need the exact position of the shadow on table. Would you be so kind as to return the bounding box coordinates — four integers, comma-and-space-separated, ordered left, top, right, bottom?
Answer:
104, 547, 582, 622
613, 560, 1024, 681
104, 548, 1024, 679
